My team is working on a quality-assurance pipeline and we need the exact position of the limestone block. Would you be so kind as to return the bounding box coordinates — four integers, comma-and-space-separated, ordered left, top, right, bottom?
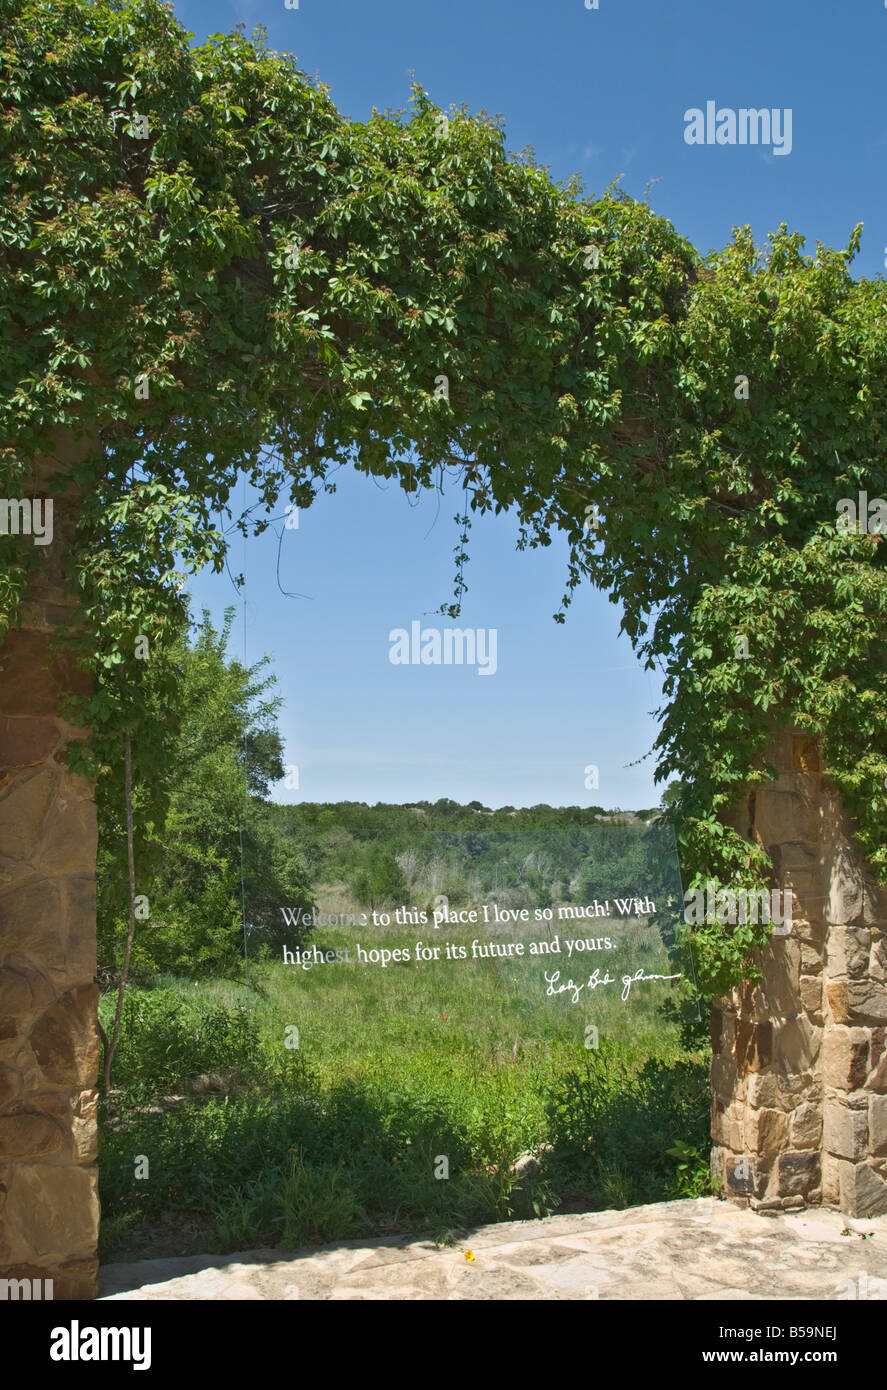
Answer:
868, 1030, 887, 1094
75, 1087, 97, 1124
72, 1114, 98, 1164
70, 1087, 98, 1162
754, 788, 818, 848
711, 1104, 743, 1151
790, 1101, 821, 1149
800, 974, 824, 1017
0, 1112, 63, 1158
28, 985, 99, 1088
774, 1015, 820, 1075
823, 1086, 868, 1113
871, 936, 887, 984
821, 1153, 842, 1205
38, 783, 97, 877
823, 1103, 869, 1161
0, 717, 59, 769
775, 842, 821, 900
20, 1092, 76, 1155
4, 1164, 98, 1262
711, 1050, 738, 1104
747, 1072, 782, 1111
58, 876, 98, 986
794, 1071, 822, 1106
870, 1096, 887, 1157
778, 768, 817, 796
52, 1256, 98, 1300
710, 1094, 726, 1145
827, 982, 850, 1023
839, 1159, 887, 1218
843, 980, 887, 1027
827, 926, 871, 979
723, 1107, 744, 1152
787, 909, 827, 944
736, 980, 772, 1023
0, 768, 55, 866
734, 1018, 772, 1074
0, 966, 38, 1027
0, 1063, 21, 1108
801, 944, 824, 975
775, 1149, 819, 1196
823, 1028, 870, 1090
745, 1107, 788, 1159
0, 879, 62, 960
762, 727, 794, 771
826, 855, 882, 927
759, 940, 801, 1016
0, 958, 55, 1028
0, 631, 62, 717
0, 880, 94, 988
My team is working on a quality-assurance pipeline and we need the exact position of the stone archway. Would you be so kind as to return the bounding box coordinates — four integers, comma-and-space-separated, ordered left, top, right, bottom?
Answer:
3, 464, 887, 1301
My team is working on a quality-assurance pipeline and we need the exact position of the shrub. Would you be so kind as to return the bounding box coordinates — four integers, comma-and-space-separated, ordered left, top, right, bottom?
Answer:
544, 1046, 711, 1206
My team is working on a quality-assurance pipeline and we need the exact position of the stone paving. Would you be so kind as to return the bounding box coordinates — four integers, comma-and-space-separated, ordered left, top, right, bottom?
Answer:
99, 1198, 887, 1300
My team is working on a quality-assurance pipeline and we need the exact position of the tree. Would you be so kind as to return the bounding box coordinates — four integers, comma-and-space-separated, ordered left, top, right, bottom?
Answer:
2, 0, 886, 1006
96, 608, 314, 985
349, 845, 406, 910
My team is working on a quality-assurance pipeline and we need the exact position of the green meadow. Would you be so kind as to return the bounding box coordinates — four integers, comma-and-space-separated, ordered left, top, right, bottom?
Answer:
98, 882, 712, 1262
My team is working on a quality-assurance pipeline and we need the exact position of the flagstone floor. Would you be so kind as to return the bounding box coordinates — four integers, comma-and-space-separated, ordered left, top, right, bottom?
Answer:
98, 1198, 887, 1301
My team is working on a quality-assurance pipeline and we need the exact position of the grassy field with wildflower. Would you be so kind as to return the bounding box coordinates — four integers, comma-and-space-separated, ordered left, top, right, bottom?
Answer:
98, 878, 712, 1262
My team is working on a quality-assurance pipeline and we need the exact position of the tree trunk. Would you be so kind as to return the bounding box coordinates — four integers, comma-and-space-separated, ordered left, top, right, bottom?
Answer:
0, 431, 100, 1298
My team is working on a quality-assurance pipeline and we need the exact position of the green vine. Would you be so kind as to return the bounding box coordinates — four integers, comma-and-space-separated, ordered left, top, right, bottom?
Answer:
2, 0, 886, 996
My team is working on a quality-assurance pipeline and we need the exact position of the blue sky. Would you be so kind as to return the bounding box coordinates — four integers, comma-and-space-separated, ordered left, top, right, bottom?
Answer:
177, 0, 887, 810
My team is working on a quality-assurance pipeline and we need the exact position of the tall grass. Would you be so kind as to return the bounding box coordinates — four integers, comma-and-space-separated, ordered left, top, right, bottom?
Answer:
98, 926, 711, 1262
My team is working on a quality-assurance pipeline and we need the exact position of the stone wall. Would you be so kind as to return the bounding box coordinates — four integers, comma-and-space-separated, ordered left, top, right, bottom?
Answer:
711, 729, 887, 1216
0, 436, 100, 1299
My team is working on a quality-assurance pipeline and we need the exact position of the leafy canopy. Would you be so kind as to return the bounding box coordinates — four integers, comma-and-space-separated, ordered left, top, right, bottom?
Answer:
3, 0, 886, 992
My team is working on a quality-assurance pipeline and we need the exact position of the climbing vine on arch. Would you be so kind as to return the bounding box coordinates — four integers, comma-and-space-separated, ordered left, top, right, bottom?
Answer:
3, 0, 887, 997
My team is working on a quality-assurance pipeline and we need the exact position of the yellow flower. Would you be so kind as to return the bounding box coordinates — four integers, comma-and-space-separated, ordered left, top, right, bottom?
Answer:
465, 1250, 475, 1262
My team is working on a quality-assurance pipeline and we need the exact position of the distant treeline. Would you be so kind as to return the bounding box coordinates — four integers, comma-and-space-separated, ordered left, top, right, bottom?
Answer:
265, 801, 681, 948
273, 799, 661, 838
96, 605, 673, 983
